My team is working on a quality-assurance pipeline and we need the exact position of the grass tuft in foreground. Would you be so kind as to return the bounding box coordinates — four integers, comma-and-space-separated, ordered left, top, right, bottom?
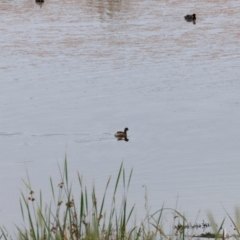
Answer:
1, 158, 238, 240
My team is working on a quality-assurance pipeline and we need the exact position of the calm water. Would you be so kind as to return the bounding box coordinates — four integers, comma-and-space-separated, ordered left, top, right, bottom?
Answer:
1, 0, 240, 233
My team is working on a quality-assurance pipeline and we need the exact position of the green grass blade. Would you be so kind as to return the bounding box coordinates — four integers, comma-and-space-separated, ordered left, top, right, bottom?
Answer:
217, 218, 225, 237
85, 186, 88, 213
49, 176, 55, 201
152, 204, 164, 237
151, 207, 187, 222
123, 167, 125, 189
151, 223, 168, 239
207, 211, 218, 234
223, 207, 240, 235
127, 168, 133, 190
114, 162, 123, 195
99, 176, 111, 221
21, 179, 31, 191
39, 190, 42, 212
126, 204, 135, 225
235, 207, 240, 231
79, 190, 84, 236
0, 227, 8, 240
64, 156, 68, 186
19, 199, 25, 221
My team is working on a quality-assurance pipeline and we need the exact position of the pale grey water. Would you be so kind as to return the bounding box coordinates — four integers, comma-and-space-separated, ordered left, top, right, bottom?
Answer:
1, 0, 240, 234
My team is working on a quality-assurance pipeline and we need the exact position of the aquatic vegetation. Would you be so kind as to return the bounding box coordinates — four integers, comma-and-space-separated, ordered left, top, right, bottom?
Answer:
0, 159, 238, 240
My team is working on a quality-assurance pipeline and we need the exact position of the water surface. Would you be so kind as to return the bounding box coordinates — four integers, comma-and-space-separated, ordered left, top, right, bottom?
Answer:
1, 0, 240, 233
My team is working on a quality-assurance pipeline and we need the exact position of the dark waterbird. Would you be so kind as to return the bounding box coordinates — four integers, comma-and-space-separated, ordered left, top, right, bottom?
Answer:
114, 128, 129, 142
184, 14, 196, 24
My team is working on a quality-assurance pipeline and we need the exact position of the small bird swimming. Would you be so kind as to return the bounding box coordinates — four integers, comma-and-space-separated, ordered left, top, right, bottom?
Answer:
114, 128, 129, 142
184, 14, 196, 23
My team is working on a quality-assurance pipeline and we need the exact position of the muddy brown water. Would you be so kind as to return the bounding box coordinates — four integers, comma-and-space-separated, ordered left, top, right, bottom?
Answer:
0, 0, 240, 233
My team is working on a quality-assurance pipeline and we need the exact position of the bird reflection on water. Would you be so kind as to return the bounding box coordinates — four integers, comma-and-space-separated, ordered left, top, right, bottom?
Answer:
35, 0, 44, 7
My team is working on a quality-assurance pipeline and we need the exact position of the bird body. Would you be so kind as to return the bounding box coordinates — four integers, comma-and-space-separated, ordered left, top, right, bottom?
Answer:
114, 128, 129, 141
184, 14, 196, 21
